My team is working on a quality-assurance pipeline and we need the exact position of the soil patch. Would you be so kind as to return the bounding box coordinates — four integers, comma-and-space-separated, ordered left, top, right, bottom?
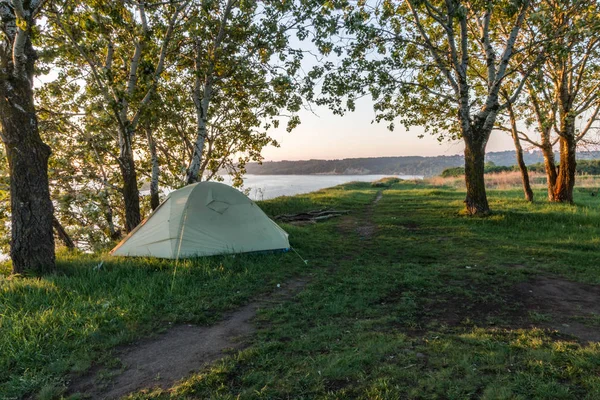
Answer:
69, 277, 310, 399
515, 276, 600, 343
382, 275, 600, 343
336, 190, 383, 240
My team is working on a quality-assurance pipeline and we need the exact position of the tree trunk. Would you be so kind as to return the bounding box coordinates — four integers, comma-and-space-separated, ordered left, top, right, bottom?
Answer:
186, 115, 207, 185
507, 102, 533, 202
145, 128, 160, 210
554, 134, 576, 203
53, 215, 75, 249
92, 146, 120, 240
464, 137, 490, 215
186, 54, 212, 185
104, 202, 120, 241
0, 79, 56, 274
512, 134, 534, 202
541, 143, 558, 201
118, 133, 141, 232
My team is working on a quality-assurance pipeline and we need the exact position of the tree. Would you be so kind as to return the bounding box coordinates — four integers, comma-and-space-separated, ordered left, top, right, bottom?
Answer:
312, 0, 537, 214
502, 93, 534, 202
35, 0, 304, 248
498, 0, 600, 202
0, 0, 55, 274
183, 0, 302, 185
46, 0, 189, 232
529, 0, 599, 202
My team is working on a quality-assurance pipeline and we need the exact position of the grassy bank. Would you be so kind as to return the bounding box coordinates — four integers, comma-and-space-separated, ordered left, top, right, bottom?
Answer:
2, 181, 600, 399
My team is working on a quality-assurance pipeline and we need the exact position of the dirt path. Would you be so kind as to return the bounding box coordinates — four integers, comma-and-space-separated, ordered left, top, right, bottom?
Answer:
355, 190, 383, 239
69, 278, 310, 399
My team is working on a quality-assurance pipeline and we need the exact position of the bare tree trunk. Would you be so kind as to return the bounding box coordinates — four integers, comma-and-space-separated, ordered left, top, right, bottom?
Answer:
464, 136, 489, 215
104, 202, 120, 240
186, 107, 208, 184
52, 215, 75, 249
541, 143, 558, 201
554, 134, 576, 203
507, 104, 533, 202
0, 79, 56, 274
186, 1, 235, 185
118, 130, 141, 232
92, 146, 120, 240
145, 128, 160, 210
512, 134, 534, 202
186, 41, 212, 185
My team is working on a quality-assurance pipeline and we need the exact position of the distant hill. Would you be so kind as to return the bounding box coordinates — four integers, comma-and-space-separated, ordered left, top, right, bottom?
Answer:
243, 150, 600, 177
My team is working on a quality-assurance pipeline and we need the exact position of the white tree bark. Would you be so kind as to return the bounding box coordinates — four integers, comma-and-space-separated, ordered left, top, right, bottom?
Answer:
186, 0, 236, 184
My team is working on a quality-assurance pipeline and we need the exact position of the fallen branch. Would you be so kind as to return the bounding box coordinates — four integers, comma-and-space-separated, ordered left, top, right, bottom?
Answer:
275, 209, 350, 223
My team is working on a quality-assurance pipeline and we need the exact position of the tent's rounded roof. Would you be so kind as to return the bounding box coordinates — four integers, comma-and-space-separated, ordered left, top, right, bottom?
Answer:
111, 182, 289, 258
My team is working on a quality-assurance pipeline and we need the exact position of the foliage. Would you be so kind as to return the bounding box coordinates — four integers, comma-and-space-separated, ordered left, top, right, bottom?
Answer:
371, 176, 402, 187
525, 159, 600, 176
30, 0, 307, 247
441, 164, 516, 177
303, 0, 540, 214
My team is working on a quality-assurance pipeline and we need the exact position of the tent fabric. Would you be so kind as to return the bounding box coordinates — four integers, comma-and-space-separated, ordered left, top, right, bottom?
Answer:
110, 182, 289, 259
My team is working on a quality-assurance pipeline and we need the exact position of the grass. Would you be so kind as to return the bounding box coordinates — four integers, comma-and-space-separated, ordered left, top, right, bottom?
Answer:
2, 181, 600, 399
427, 170, 600, 191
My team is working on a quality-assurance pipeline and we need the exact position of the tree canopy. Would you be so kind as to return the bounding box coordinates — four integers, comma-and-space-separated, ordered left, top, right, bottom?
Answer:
1, 0, 600, 271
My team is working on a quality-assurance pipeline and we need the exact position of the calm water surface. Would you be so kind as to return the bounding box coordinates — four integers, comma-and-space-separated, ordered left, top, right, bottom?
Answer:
224, 174, 423, 200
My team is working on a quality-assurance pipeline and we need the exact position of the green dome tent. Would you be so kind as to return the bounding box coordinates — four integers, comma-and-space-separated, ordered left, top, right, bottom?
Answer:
110, 182, 289, 259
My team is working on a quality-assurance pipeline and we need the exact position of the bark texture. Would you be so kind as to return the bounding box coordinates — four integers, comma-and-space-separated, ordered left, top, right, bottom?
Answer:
0, 2, 56, 274
118, 135, 141, 233
464, 138, 489, 215
146, 128, 160, 210
554, 134, 576, 203
0, 76, 56, 274
541, 143, 558, 201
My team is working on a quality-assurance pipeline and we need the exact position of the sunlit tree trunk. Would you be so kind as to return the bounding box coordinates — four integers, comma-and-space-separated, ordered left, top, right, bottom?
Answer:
507, 102, 533, 202
554, 133, 577, 203
541, 142, 558, 201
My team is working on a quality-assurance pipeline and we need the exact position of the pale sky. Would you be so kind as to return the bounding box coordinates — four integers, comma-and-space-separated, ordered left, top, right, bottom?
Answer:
262, 99, 517, 161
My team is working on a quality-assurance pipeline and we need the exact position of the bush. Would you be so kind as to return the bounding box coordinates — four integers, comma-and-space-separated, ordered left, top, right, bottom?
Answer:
440, 164, 516, 177
526, 159, 600, 175
440, 167, 465, 177
371, 177, 402, 187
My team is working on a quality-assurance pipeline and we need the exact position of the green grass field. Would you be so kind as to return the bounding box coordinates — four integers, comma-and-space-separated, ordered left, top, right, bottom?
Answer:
2, 181, 600, 399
